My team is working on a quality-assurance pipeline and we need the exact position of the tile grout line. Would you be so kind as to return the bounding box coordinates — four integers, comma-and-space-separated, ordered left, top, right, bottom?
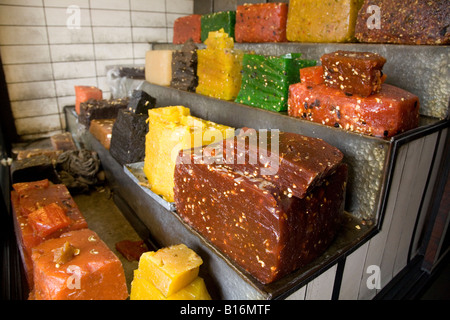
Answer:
88, 0, 100, 92
41, 0, 64, 134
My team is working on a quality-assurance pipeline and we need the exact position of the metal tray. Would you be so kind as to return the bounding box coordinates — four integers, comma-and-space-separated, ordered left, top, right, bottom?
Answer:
124, 162, 176, 212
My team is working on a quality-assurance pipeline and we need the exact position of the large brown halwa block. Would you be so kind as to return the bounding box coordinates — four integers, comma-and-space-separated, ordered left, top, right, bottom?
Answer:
355, 0, 450, 45
174, 132, 347, 284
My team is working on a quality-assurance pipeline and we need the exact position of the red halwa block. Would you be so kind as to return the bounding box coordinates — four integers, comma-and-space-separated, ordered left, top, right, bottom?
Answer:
28, 203, 72, 238
235, 3, 288, 43
321, 51, 387, 97
74, 86, 102, 115
115, 240, 147, 262
300, 66, 325, 86
288, 82, 419, 138
173, 14, 202, 44
31, 229, 129, 300
11, 179, 88, 287
174, 151, 347, 284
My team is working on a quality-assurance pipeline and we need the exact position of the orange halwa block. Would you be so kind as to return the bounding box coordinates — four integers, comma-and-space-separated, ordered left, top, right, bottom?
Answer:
235, 3, 288, 43
300, 66, 325, 86
28, 203, 72, 238
286, 0, 364, 42
74, 86, 102, 115
288, 82, 419, 138
173, 14, 202, 44
11, 180, 88, 287
31, 229, 128, 300
89, 118, 115, 150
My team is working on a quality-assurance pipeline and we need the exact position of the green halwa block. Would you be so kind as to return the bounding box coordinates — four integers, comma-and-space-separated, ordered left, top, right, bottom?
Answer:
235, 53, 316, 112
201, 11, 236, 42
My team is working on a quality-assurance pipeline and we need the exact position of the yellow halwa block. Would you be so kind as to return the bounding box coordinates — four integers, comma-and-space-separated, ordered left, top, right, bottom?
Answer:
204, 28, 234, 50
286, 0, 364, 43
143, 106, 233, 202
137, 244, 203, 297
145, 50, 174, 86
130, 270, 211, 300
196, 29, 244, 100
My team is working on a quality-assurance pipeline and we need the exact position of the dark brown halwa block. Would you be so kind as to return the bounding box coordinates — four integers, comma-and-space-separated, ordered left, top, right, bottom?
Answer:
50, 132, 77, 151
79, 98, 129, 128
355, 0, 450, 45
321, 50, 386, 97
171, 39, 198, 92
11, 155, 60, 184
174, 157, 347, 284
126, 90, 156, 115
109, 109, 148, 166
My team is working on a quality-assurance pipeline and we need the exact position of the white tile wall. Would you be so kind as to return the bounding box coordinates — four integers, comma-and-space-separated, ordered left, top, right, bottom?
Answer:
0, 26, 48, 45
47, 26, 93, 44
0, 5, 46, 25
3, 63, 53, 83
0, 0, 194, 140
0, 46, 48, 64
91, 9, 131, 27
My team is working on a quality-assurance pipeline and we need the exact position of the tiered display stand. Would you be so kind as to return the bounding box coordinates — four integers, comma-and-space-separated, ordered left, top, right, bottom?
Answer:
68, 42, 449, 300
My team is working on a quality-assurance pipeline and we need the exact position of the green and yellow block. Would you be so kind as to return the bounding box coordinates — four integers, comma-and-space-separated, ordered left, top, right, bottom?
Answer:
235, 53, 316, 112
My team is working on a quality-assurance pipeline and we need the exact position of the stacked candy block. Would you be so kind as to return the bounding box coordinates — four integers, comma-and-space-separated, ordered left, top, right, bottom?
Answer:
288, 51, 420, 138
130, 244, 211, 300
11, 179, 128, 300
11, 179, 88, 287
196, 29, 244, 101
235, 53, 316, 112
109, 90, 156, 166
